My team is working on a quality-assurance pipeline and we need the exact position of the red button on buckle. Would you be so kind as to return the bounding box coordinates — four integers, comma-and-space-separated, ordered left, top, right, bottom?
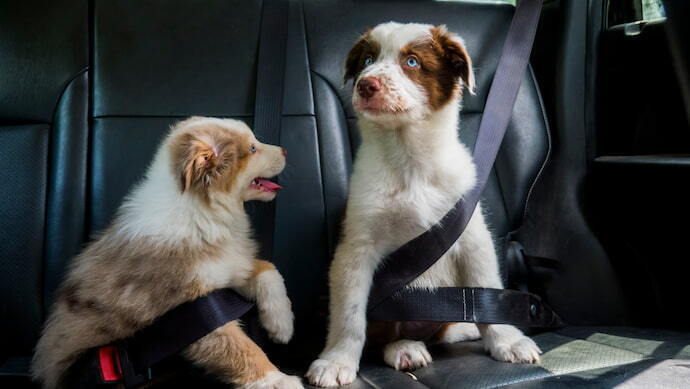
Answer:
98, 345, 123, 383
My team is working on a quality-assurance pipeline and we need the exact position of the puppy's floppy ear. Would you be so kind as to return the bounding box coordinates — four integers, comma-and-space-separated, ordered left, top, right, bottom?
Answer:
432, 25, 476, 94
344, 30, 374, 83
172, 132, 235, 193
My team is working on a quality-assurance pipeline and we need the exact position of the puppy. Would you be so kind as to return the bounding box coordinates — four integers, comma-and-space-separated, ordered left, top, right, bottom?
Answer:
32, 117, 303, 389
306, 23, 541, 387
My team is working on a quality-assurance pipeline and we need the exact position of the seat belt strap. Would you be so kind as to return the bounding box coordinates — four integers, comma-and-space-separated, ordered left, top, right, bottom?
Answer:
121, 288, 254, 372
253, 0, 288, 148
368, 287, 562, 328
63, 288, 255, 389
368, 0, 561, 327
248, 0, 290, 260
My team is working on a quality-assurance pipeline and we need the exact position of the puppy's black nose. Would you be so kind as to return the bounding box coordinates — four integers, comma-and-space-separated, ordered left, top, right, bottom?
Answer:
357, 77, 381, 99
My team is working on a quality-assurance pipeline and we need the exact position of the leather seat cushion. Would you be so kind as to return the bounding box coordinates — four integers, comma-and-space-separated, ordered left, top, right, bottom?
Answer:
7, 327, 689, 388
310, 327, 690, 389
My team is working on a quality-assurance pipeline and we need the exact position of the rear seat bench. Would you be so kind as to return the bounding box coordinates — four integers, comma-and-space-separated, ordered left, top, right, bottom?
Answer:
1, 1, 689, 388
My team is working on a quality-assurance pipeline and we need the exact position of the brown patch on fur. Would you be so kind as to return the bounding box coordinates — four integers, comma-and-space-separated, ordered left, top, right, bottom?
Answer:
344, 30, 381, 82
368, 321, 445, 347
430, 322, 454, 344
400, 25, 474, 110
59, 282, 81, 312
58, 282, 107, 315
367, 322, 403, 347
251, 260, 276, 278
431, 26, 474, 90
184, 321, 277, 385
169, 123, 252, 204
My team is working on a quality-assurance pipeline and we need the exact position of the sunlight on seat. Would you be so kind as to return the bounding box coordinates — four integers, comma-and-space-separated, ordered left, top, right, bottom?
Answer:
537, 333, 644, 376
586, 332, 690, 359
614, 359, 690, 389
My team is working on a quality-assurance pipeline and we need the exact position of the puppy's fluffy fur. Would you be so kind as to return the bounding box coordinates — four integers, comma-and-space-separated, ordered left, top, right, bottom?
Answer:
307, 23, 541, 387
32, 117, 303, 389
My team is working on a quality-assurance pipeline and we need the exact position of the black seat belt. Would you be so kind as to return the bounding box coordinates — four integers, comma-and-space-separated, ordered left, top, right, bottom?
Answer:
247, 0, 290, 261
368, 0, 563, 328
65, 1, 290, 388
64, 289, 255, 388
115, 289, 255, 387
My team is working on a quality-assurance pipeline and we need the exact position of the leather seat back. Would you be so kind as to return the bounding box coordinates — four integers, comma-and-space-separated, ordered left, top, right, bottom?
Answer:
89, 0, 263, 232
0, 0, 89, 361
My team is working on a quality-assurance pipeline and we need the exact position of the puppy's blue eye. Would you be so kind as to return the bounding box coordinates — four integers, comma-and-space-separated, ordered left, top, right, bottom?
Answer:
406, 57, 419, 67
249, 145, 256, 153
364, 56, 374, 66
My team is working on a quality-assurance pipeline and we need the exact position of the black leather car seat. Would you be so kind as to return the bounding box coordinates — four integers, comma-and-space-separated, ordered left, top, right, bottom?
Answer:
1, 1, 89, 386
2, 1, 690, 388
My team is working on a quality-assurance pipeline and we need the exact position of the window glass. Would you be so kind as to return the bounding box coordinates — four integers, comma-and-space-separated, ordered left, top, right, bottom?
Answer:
608, 0, 666, 28
438, 0, 516, 4
641, 0, 666, 22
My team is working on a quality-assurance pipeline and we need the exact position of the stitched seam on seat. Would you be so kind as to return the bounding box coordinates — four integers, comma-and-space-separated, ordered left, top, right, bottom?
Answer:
309, 71, 354, 155
519, 64, 552, 224
299, 8, 336, 257
48, 67, 89, 126
302, 6, 332, 260
490, 162, 512, 232
310, 70, 349, 114
42, 68, 89, 316
309, 60, 352, 255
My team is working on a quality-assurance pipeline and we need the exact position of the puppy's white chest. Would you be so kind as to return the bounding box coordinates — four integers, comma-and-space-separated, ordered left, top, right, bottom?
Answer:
194, 254, 253, 290
391, 181, 457, 223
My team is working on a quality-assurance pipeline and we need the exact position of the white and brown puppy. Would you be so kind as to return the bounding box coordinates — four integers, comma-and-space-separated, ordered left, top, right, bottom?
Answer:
32, 117, 303, 389
306, 22, 541, 387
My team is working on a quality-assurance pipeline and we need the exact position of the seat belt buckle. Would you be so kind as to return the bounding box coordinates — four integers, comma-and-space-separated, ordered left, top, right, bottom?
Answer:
97, 345, 123, 383
115, 345, 153, 388
505, 240, 529, 292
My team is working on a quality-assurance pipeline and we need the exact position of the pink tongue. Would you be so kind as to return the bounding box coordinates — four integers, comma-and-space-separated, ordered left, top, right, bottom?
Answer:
257, 178, 282, 191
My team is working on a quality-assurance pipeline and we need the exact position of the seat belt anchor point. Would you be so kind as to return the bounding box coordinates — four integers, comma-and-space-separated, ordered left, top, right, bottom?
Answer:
117, 345, 153, 388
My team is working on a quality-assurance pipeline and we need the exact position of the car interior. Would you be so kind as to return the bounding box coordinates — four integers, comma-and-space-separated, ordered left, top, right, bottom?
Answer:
1, 0, 689, 388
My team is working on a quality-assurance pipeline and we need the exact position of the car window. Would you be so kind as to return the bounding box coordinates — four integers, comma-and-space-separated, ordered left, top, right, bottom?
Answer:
440, 0, 516, 5
609, 0, 666, 29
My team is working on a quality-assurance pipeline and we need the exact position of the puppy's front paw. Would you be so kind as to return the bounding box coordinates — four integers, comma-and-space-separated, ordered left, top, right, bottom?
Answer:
241, 371, 304, 389
259, 300, 294, 344
488, 335, 541, 364
383, 340, 432, 370
306, 358, 357, 387
255, 270, 295, 343
436, 323, 481, 344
